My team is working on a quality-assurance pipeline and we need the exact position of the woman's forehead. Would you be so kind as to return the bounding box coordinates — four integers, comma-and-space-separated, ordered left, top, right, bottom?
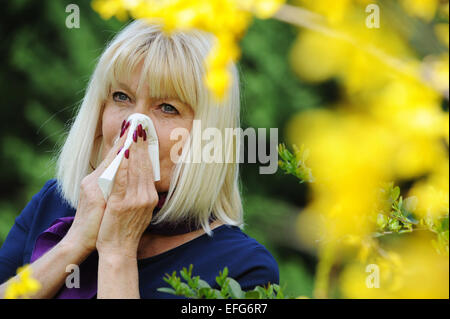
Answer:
108, 42, 200, 107
111, 70, 184, 102
110, 77, 190, 109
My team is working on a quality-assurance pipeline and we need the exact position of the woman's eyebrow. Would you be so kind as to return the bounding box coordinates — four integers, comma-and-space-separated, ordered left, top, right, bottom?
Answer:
115, 81, 135, 93
152, 96, 183, 105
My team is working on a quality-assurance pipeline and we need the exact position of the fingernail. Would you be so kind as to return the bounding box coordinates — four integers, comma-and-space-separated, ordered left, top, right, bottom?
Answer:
125, 149, 130, 159
133, 129, 138, 142
121, 120, 126, 130
117, 146, 123, 155
137, 124, 143, 137
142, 129, 147, 141
120, 122, 129, 137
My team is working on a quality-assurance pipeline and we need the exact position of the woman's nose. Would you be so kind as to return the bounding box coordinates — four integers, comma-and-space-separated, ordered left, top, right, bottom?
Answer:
135, 100, 152, 115
132, 102, 157, 124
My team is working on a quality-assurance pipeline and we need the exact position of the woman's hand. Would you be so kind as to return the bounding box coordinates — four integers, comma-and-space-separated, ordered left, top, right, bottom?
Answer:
63, 123, 130, 254
96, 125, 158, 259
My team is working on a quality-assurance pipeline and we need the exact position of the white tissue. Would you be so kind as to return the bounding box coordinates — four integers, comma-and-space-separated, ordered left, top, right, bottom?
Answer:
98, 113, 160, 200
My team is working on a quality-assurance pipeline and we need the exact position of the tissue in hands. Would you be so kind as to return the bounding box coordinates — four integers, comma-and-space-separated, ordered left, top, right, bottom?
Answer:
97, 113, 160, 200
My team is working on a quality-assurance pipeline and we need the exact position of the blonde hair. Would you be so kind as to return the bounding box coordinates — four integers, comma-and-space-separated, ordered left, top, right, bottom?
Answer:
56, 20, 243, 235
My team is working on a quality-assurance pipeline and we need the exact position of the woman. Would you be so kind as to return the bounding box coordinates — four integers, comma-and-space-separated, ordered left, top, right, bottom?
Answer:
0, 20, 278, 299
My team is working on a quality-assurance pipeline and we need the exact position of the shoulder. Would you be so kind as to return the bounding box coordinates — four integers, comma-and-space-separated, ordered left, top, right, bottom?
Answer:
205, 225, 280, 289
16, 179, 75, 262
16, 179, 59, 224
0, 179, 68, 283
32, 179, 73, 211
35, 179, 59, 200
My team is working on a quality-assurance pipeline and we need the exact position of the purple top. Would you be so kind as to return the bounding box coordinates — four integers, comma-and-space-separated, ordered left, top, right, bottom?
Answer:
29, 191, 208, 298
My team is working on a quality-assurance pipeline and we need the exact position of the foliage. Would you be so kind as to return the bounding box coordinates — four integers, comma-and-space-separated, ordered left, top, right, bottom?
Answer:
278, 143, 314, 184
374, 182, 449, 255
286, 0, 449, 299
281, 153, 449, 297
158, 264, 290, 299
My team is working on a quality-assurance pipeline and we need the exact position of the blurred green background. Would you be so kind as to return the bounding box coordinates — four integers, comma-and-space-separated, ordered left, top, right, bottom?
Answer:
0, 0, 331, 297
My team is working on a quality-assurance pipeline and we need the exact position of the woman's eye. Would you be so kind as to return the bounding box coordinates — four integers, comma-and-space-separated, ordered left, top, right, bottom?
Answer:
160, 103, 179, 114
112, 92, 130, 102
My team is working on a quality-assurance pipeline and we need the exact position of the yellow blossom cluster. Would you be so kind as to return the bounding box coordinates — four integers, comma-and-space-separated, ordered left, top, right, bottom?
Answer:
91, 0, 285, 99
287, 0, 448, 298
4, 265, 41, 299
340, 234, 449, 298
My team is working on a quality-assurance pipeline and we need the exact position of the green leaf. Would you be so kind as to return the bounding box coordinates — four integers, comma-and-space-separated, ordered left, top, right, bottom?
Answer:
222, 267, 229, 279
391, 186, 400, 201
197, 279, 211, 289
227, 278, 245, 299
245, 290, 261, 299
212, 289, 224, 299
273, 285, 284, 299
388, 219, 401, 232
254, 286, 268, 298
403, 196, 418, 213
439, 216, 449, 232
157, 287, 177, 295
178, 282, 194, 297
216, 267, 229, 287
180, 266, 192, 282
377, 213, 388, 229
372, 232, 385, 237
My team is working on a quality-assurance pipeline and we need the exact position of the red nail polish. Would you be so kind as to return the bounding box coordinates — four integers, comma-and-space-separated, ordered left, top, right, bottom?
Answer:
121, 120, 126, 130
137, 124, 143, 137
133, 130, 138, 142
125, 149, 130, 159
142, 129, 147, 141
120, 121, 130, 137
117, 146, 123, 154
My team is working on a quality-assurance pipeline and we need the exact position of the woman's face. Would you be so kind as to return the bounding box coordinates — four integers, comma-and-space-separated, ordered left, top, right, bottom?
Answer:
100, 64, 194, 192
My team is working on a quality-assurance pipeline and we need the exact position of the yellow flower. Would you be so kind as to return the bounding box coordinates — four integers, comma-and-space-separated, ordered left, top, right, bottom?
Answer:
409, 160, 449, 218
340, 234, 449, 298
91, 0, 285, 100
91, 0, 129, 21
251, 0, 285, 19
400, 0, 439, 21
204, 67, 232, 100
4, 265, 41, 299
435, 23, 449, 48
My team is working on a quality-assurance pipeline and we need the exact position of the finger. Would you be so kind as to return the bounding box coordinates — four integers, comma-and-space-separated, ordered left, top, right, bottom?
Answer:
130, 126, 155, 200
127, 127, 142, 198
95, 119, 131, 176
110, 142, 130, 198
137, 126, 156, 197
135, 126, 157, 222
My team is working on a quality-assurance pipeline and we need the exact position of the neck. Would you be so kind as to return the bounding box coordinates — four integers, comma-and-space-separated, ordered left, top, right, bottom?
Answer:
137, 220, 224, 260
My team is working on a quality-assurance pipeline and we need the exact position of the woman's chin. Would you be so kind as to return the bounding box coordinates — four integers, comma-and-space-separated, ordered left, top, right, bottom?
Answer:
155, 180, 168, 193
